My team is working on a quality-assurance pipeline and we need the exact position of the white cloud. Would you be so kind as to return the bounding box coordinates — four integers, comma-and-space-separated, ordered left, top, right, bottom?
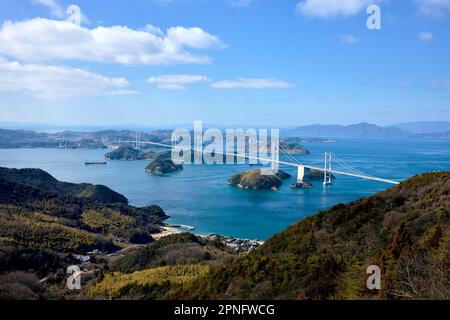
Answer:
0, 59, 134, 99
144, 24, 164, 37
415, 0, 450, 18
148, 75, 294, 90
107, 90, 139, 96
418, 32, 433, 41
148, 74, 210, 90
0, 18, 225, 65
166, 26, 226, 50
339, 34, 359, 44
211, 78, 294, 89
296, 0, 372, 18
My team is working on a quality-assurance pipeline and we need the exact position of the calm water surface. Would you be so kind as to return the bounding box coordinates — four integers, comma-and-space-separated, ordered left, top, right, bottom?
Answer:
1, 137, 449, 240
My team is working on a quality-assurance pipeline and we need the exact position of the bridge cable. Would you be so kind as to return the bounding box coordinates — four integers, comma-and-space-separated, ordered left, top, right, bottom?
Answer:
279, 145, 302, 165
329, 153, 373, 179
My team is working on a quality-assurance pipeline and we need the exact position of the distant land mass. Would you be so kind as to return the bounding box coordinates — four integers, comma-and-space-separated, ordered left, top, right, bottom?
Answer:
394, 121, 450, 134
283, 122, 410, 137
105, 146, 171, 161
0, 128, 172, 149
1, 121, 450, 150
416, 131, 450, 138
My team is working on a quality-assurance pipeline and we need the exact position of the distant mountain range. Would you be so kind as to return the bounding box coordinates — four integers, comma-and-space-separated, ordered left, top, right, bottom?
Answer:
283, 121, 450, 138
0, 128, 172, 149
393, 121, 450, 134
283, 122, 410, 137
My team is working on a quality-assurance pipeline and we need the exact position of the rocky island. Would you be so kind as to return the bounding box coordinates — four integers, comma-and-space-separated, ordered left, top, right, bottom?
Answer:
228, 169, 292, 190
105, 146, 172, 161
279, 140, 310, 154
145, 158, 184, 175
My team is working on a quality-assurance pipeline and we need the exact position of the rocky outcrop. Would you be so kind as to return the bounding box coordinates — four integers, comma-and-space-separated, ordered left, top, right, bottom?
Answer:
105, 146, 171, 161
279, 141, 310, 154
145, 158, 183, 175
228, 170, 292, 190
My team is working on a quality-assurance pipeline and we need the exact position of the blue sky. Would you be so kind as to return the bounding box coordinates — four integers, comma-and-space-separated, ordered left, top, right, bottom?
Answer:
0, 0, 449, 127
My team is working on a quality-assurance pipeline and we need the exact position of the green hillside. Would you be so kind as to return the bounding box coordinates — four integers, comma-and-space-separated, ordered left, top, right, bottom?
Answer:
184, 172, 450, 300
88, 233, 237, 300
1, 168, 449, 300
0, 167, 167, 251
0, 167, 128, 204
110, 233, 236, 274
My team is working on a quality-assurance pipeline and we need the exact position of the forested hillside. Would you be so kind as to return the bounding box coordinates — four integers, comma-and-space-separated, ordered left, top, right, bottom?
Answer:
183, 172, 450, 300
1, 168, 449, 300
0, 167, 168, 299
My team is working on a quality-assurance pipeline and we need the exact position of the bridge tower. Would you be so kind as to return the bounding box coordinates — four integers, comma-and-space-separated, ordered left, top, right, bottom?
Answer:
323, 152, 333, 186
297, 165, 311, 184
135, 132, 141, 150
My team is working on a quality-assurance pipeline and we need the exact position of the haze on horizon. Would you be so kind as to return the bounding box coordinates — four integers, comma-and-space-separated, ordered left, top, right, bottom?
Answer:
0, 0, 449, 127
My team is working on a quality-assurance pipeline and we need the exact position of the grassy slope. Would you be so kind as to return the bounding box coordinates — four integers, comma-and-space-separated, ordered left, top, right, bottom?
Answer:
88, 264, 210, 300
110, 233, 237, 274
88, 233, 237, 299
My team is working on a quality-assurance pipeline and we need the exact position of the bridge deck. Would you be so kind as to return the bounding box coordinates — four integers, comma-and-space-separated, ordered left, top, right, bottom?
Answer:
119, 140, 400, 185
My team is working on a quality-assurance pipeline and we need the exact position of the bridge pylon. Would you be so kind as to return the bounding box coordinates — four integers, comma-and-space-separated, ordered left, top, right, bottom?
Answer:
323, 152, 333, 186
135, 132, 141, 150
297, 165, 311, 184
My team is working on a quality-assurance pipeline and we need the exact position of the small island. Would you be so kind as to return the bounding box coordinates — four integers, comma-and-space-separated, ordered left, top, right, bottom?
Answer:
105, 146, 171, 161
254, 139, 310, 155
279, 140, 310, 155
228, 169, 292, 191
145, 158, 183, 175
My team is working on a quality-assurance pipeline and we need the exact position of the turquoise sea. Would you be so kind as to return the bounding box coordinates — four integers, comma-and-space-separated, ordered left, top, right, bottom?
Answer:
1, 137, 450, 240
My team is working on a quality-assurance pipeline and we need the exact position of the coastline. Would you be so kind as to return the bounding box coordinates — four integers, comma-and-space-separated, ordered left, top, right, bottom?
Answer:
151, 225, 183, 240
153, 223, 264, 253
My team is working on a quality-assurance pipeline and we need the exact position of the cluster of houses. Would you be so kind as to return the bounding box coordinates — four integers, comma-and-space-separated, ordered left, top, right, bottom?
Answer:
203, 234, 263, 254
75, 249, 125, 265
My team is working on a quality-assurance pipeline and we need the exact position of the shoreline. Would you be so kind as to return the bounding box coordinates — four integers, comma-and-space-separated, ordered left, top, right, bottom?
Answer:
151, 225, 182, 240
153, 223, 264, 253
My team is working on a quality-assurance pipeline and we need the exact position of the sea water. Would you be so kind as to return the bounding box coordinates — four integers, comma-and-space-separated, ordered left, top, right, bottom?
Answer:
1, 137, 449, 240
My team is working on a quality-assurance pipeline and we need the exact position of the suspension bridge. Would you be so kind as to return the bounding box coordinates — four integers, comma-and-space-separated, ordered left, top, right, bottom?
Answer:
117, 133, 400, 186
